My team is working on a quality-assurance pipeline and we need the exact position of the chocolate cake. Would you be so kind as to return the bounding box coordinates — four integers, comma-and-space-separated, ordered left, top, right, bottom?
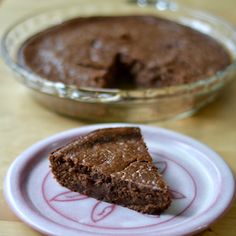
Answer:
49, 127, 171, 214
19, 15, 231, 89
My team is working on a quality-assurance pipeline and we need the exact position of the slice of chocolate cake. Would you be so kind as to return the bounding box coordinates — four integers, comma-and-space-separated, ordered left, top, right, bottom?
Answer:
49, 127, 171, 214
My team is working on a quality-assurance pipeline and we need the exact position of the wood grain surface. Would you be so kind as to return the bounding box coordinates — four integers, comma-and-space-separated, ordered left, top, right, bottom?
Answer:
0, 0, 235, 235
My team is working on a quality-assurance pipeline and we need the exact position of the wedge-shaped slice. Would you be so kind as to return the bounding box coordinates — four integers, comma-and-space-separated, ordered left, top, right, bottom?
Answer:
49, 127, 171, 214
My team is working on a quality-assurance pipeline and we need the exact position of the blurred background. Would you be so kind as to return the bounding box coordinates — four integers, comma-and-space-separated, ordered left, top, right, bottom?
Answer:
0, 0, 236, 34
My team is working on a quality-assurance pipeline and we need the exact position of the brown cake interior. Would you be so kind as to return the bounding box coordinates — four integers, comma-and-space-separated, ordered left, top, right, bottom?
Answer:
49, 127, 171, 214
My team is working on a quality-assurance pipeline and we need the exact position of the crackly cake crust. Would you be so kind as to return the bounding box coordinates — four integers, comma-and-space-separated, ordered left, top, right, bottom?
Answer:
19, 16, 231, 89
49, 127, 171, 214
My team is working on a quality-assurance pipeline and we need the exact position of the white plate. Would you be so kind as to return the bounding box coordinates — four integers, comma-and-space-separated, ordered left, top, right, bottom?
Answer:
4, 124, 235, 236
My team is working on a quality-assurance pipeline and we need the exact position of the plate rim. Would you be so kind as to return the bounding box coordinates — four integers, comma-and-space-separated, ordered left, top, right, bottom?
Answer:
4, 123, 236, 236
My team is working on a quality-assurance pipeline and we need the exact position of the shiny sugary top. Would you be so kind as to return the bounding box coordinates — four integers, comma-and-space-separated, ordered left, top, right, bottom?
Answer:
51, 127, 167, 190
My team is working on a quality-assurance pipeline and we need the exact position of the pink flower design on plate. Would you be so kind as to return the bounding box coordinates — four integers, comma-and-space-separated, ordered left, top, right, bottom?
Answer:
50, 191, 89, 202
91, 201, 116, 223
169, 189, 186, 199
154, 161, 167, 174
50, 191, 116, 222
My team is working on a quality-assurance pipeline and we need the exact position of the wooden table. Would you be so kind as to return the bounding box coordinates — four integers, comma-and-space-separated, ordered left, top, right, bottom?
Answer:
0, 0, 235, 235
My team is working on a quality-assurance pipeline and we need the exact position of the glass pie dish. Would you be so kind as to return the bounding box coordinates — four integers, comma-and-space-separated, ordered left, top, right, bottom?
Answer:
1, 0, 236, 122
